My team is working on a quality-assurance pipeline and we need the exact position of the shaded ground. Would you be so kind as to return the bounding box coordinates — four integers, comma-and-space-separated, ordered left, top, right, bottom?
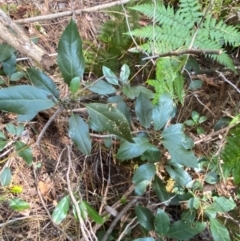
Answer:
0, 0, 239, 240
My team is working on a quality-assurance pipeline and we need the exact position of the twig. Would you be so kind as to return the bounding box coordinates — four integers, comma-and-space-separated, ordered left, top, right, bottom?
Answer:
116, 216, 138, 241
142, 49, 222, 60
216, 70, 240, 94
32, 164, 73, 241
66, 145, 96, 241
36, 106, 64, 147
0, 216, 45, 228
101, 197, 139, 241
15, 0, 135, 24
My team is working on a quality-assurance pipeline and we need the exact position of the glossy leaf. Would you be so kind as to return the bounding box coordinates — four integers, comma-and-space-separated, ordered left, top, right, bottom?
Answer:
120, 64, 130, 83
153, 176, 172, 203
162, 124, 198, 168
210, 218, 231, 241
155, 209, 170, 236
135, 92, 153, 128
88, 80, 116, 95
0, 44, 15, 61
135, 205, 154, 231
10, 71, 25, 81
15, 141, 33, 165
134, 180, 151, 196
205, 171, 218, 184
102, 66, 118, 85
2, 54, 16, 76
6, 123, 17, 135
132, 163, 156, 185
116, 137, 151, 160
52, 196, 70, 224
70, 76, 80, 95
27, 68, 59, 98
0, 85, 57, 121
0, 167, 12, 186
9, 198, 30, 211
167, 221, 206, 240
86, 103, 133, 142
152, 93, 176, 130
80, 201, 104, 224
68, 114, 91, 155
57, 19, 85, 86
140, 145, 161, 162
165, 165, 192, 187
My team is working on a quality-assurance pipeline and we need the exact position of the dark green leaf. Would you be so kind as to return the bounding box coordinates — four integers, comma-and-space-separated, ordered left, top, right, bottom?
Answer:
9, 198, 30, 211
70, 76, 80, 94
131, 86, 154, 98
69, 114, 91, 155
86, 103, 133, 142
181, 209, 196, 222
52, 196, 70, 224
0, 167, 12, 186
154, 209, 170, 236
165, 165, 192, 187
2, 54, 16, 76
214, 117, 232, 131
134, 180, 151, 196
120, 64, 130, 83
80, 201, 104, 224
88, 80, 116, 95
205, 171, 218, 184
15, 141, 33, 165
0, 131, 5, 139
135, 205, 154, 231
135, 92, 153, 128
132, 163, 156, 185
152, 93, 176, 130
167, 221, 206, 240
27, 68, 59, 98
153, 176, 172, 203
210, 218, 231, 241
141, 145, 161, 163
162, 124, 198, 168
6, 123, 17, 135
116, 137, 151, 160
104, 137, 112, 148
188, 80, 203, 90
0, 44, 15, 61
187, 197, 200, 210
0, 139, 7, 151
0, 85, 57, 121
102, 66, 118, 85
186, 56, 200, 74
10, 71, 25, 81
122, 84, 136, 99
57, 19, 85, 86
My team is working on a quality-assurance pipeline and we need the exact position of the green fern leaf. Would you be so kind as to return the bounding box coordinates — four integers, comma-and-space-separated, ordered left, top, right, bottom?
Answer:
221, 124, 240, 184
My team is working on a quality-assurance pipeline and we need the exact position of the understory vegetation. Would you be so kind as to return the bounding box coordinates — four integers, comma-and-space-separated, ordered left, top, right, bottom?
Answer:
0, 0, 240, 240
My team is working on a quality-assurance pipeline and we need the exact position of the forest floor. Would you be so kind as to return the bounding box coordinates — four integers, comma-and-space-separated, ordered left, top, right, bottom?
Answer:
0, 0, 239, 240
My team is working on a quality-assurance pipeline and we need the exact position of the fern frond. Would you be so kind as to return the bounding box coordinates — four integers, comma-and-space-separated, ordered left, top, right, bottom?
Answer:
221, 124, 240, 184
203, 16, 240, 46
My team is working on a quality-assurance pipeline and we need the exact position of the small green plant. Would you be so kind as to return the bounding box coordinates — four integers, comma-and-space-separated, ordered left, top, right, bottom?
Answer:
185, 110, 207, 135
126, 0, 240, 102
0, 17, 237, 241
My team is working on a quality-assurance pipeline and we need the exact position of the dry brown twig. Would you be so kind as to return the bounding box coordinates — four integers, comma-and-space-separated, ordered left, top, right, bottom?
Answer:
0, 9, 55, 73
15, 0, 136, 24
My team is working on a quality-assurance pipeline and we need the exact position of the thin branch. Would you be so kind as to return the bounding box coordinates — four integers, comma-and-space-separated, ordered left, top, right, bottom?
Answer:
101, 197, 139, 241
15, 0, 136, 24
36, 106, 64, 147
142, 49, 222, 61
216, 70, 240, 94
66, 145, 95, 241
